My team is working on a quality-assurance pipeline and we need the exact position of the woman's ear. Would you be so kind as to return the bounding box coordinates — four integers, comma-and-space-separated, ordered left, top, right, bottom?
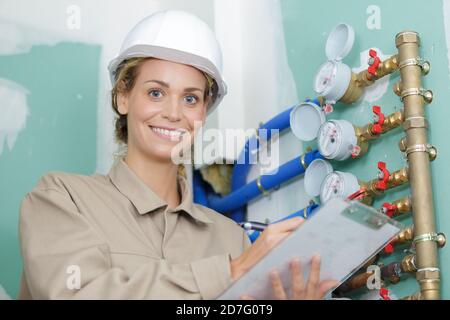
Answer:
116, 81, 129, 115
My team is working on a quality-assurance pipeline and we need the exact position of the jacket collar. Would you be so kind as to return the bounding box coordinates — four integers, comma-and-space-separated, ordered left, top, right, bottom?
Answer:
108, 158, 213, 224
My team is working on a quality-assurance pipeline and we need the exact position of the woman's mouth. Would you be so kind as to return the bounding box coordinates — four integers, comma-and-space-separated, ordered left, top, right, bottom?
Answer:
149, 126, 187, 141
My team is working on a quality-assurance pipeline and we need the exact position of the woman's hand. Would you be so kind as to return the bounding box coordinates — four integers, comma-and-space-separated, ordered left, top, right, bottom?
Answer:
230, 217, 304, 281
242, 255, 339, 300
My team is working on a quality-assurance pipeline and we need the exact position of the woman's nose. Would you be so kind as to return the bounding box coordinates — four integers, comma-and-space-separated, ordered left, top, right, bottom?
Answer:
161, 96, 182, 121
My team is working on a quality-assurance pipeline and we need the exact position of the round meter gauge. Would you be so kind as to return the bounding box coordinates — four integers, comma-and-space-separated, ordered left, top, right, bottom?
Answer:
319, 171, 360, 203
314, 61, 338, 96
313, 23, 355, 104
317, 120, 357, 161
313, 61, 352, 104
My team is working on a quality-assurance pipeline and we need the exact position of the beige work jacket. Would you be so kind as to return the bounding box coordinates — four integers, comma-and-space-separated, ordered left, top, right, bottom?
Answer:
18, 158, 251, 299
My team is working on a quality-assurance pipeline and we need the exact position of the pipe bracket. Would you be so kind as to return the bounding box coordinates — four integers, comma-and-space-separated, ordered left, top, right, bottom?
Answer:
302, 207, 309, 219
300, 153, 308, 169
399, 57, 430, 74
400, 87, 433, 103
405, 143, 436, 160
256, 177, 270, 197
414, 232, 440, 245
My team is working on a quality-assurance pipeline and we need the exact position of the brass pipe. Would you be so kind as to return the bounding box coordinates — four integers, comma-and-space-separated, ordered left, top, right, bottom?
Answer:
358, 54, 400, 84
382, 196, 412, 217
359, 166, 409, 201
339, 55, 399, 104
400, 254, 417, 273
356, 109, 404, 143
396, 31, 440, 300
393, 196, 412, 214
395, 225, 414, 244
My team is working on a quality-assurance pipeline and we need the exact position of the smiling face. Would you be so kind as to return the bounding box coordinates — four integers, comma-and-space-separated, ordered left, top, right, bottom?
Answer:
116, 58, 209, 163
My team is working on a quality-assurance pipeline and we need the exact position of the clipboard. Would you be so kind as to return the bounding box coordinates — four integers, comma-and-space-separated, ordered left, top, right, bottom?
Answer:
218, 198, 404, 300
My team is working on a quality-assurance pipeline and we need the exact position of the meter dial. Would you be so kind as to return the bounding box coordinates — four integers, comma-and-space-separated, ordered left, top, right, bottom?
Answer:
318, 119, 357, 161
320, 172, 344, 203
314, 61, 338, 95
320, 171, 360, 203
318, 121, 340, 158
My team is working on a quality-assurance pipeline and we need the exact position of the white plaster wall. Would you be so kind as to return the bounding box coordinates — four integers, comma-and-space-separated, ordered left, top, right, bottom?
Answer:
213, 0, 309, 222
0, 0, 309, 223
0, 0, 214, 174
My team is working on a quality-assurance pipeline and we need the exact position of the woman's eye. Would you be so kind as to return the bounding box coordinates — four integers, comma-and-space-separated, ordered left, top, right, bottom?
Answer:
184, 95, 198, 105
149, 89, 163, 98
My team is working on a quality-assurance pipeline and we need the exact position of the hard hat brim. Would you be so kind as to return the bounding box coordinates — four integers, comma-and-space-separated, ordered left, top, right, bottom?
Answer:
108, 45, 227, 115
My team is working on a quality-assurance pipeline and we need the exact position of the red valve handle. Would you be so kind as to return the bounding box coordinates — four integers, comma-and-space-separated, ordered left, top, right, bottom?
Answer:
368, 49, 381, 76
383, 240, 396, 254
371, 105, 385, 135
381, 202, 397, 217
376, 161, 390, 191
379, 288, 391, 300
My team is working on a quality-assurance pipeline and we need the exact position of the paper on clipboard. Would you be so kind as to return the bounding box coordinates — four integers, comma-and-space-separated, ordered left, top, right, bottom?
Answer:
218, 198, 404, 300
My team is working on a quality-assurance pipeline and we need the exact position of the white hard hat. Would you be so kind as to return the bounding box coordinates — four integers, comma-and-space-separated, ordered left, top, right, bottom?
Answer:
108, 10, 227, 114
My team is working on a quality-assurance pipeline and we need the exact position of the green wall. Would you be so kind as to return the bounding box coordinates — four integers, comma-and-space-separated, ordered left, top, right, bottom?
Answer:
281, 0, 450, 298
0, 43, 100, 298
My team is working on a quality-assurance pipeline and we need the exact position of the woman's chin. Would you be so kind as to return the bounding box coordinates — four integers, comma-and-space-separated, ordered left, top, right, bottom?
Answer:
142, 145, 181, 164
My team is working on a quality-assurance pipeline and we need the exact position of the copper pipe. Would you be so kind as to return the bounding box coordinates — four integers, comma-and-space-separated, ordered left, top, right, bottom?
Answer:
335, 254, 416, 294
396, 31, 440, 300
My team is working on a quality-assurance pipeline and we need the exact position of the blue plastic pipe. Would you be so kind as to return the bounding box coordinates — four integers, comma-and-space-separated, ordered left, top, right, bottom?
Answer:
246, 203, 320, 243
207, 150, 323, 215
230, 99, 322, 222
193, 170, 209, 207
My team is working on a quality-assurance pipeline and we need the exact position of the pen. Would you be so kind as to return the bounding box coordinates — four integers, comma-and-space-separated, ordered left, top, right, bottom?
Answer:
239, 221, 269, 232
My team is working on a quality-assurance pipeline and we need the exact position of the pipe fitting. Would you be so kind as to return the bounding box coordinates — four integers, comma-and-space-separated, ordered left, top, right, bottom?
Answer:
357, 109, 404, 143
396, 31, 421, 47
383, 110, 404, 130
401, 292, 421, 300
393, 196, 412, 214
403, 116, 429, 131
393, 82, 403, 96
401, 254, 417, 273
340, 54, 399, 104
387, 167, 409, 188
361, 166, 409, 199
399, 137, 407, 152
416, 269, 440, 300
396, 225, 414, 243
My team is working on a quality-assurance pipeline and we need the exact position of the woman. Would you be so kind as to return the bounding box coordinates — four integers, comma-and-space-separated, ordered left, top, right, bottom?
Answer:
18, 10, 337, 299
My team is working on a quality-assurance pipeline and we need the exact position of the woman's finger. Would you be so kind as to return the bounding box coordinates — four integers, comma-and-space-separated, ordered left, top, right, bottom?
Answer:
269, 270, 288, 300
318, 280, 341, 299
305, 254, 321, 299
290, 258, 305, 299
